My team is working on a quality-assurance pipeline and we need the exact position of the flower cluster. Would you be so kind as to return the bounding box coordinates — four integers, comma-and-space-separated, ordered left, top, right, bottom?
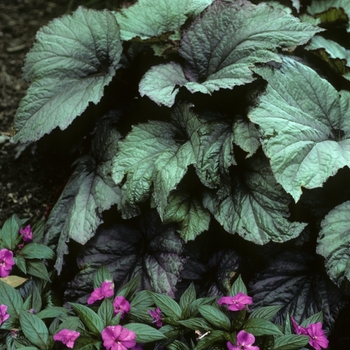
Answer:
0, 304, 9, 326
218, 292, 253, 311
227, 330, 259, 350
0, 248, 15, 278
291, 316, 329, 350
102, 325, 136, 350
148, 307, 162, 327
113, 296, 131, 318
53, 329, 80, 349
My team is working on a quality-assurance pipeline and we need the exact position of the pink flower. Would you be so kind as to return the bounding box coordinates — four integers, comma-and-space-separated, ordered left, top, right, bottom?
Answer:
291, 316, 329, 350
148, 307, 162, 327
0, 304, 10, 326
53, 329, 80, 349
102, 325, 136, 350
306, 323, 329, 350
113, 296, 130, 318
218, 292, 253, 311
290, 316, 308, 335
19, 225, 33, 243
0, 249, 15, 278
227, 330, 259, 350
87, 281, 114, 304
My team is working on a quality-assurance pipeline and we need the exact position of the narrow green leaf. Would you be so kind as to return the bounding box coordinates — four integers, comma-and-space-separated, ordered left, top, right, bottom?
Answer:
27, 260, 50, 281
19, 310, 49, 350
167, 340, 191, 350
198, 305, 231, 331
93, 265, 113, 289
14, 255, 27, 274
124, 323, 166, 343
69, 303, 104, 335
179, 283, 196, 311
301, 311, 323, 327
274, 334, 309, 350
249, 305, 283, 320
98, 298, 114, 327
230, 275, 248, 295
130, 290, 154, 309
177, 318, 212, 331
20, 243, 55, 260
152, 293, 182, 320
0, 280, 23, 317
117, 274, 140, 300
1, 214, 21, 250
36, 307, 69, 319
243, 318, 283, 336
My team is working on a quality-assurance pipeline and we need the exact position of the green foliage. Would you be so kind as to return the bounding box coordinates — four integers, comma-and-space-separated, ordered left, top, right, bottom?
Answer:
7, 0, 350, 347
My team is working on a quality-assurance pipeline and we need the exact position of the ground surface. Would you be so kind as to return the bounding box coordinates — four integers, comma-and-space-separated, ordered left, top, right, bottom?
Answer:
0, 0, 72, 226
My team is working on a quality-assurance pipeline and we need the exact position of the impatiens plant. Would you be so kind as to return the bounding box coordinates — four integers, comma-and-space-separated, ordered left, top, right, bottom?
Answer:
53, 329, 81, 349
6, 0, 350, 347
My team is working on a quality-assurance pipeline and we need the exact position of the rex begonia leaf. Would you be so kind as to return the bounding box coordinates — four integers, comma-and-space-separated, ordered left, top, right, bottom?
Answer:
115, 0, 208, 41
12, 7, 122, 143
112, 113, 196, 218
308, 0, 350, 31
163, 191, 210, 242
44, 119, 121, 274
64, 211, 186, 303
249, 56, 350, 202
249, 250, 347, 332
317, 201, 350, 294
203, 151, 306, 245
305, 35, 350, 80
140, 0, 321, 106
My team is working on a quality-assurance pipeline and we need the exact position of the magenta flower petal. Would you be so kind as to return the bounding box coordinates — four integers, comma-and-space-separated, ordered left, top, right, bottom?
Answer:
102, 325, 136, 350
307, 322, 329, 350
290, 316, 308, 335
218, 292, 253, 311
19, 225, 33, 243
0, 249, 15, 278
113, 296, 131, 318
148, 307, 162, 327
0, 304, 10, 326
227, 330, 260, 350
53, 329, 80, 349
87, 280, 114, 304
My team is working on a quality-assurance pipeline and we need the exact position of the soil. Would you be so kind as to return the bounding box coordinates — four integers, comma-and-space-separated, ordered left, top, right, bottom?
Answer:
0, 0, 72, 227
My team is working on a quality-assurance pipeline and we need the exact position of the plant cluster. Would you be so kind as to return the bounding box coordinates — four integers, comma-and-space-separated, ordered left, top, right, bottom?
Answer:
3, 0, 350, 348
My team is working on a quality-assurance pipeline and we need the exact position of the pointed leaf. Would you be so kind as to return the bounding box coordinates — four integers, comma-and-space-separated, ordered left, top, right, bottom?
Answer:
94, 264, 113, 289
164, 191, 210, 242
20, 243, 55, 260
44, 122, 121, 274
198, 305, 231, 331
274, 334, 309, 350
249, 56, 350, 202
1, 214, 22, 250
0, 276, 27, 288
249, 250, 347, 332
12, 7, 122, 143
124, 323, 166, 343
317, 200, 350, 294
249, 305, 283, 320
0, 280, 23, 317
27, 260, 50, 281
69, 302, 104, 335
179, 282, 196, 311
98, 298, 114, 327
65, 212, 186, 303
151, 293, 182, 319
203, 152, 306, 244
230, 275, 248, 296
19, 310, 49, 350
243, 318, 283, 336
112, 121, 193, 218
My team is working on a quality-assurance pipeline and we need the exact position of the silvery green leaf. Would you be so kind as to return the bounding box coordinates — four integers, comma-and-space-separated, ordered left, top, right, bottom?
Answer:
203, 152, 306, 244
317, 200, 350, 294
12, 7, 122, 143
249, 56, 350, 202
